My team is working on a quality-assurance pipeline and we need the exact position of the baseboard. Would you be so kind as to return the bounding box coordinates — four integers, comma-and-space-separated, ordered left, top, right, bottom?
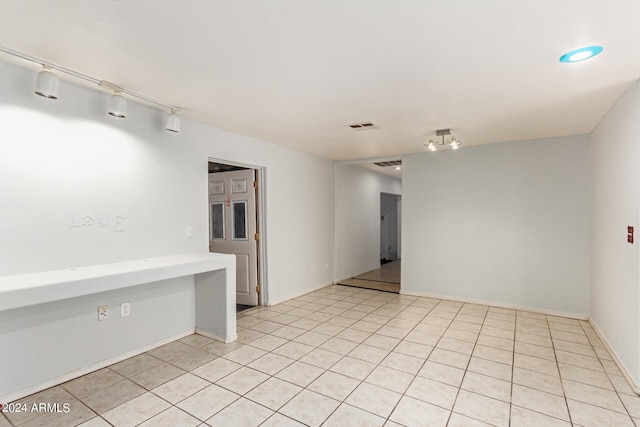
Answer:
195, 328, 237, 344
0, 329, 195, 404
399, 289, 588, 320
267, 281, 334, 306
588, 318, 640, 395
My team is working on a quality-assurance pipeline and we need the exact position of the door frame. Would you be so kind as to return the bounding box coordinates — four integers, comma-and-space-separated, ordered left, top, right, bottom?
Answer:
208, 157, 269, 306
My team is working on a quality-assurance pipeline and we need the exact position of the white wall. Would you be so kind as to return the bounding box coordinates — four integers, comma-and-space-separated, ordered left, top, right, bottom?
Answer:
402, 135, 591, 316
334, 164, 401, 281
0, 59, 334, 398
591, 81, 640, 386
0, 59, 334, 302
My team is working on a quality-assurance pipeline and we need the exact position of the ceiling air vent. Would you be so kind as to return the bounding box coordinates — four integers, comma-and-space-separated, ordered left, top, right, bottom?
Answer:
374, 160, 402, 167
348, 121, 379, 130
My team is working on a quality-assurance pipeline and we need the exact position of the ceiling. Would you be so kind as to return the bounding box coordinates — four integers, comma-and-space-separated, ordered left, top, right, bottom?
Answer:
1, 1, 639, 161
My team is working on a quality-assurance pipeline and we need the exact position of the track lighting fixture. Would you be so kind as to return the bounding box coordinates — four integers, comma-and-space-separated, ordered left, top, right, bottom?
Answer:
165, 109, 181, 133
1, 45, 182, 132
34, 66, 59, 99
108, 91, 127, 118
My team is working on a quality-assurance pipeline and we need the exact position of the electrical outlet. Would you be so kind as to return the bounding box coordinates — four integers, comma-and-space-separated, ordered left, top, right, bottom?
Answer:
98, 305, 109, 321
120, 302, 131, 317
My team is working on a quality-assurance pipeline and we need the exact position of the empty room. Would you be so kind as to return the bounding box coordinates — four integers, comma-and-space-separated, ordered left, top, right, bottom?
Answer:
2, 1, 640, 426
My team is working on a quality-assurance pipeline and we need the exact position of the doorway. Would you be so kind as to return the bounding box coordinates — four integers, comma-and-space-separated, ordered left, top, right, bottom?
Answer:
208, 160, 267, 308
380, 192, 401, 263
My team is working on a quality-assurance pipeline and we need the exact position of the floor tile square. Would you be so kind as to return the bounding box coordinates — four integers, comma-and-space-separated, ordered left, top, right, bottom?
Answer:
365, 365, 415, 393
250, 320, 285, 334
514, 341, 556, 361
137, 407, 201, 427
299, 348, 342, 369
249, 334, 289, 351
62, 368, 124, 398
102, 392, 170, 427
191, 357, 243, 382
176, 384, 239, 421
461, 371, 511, 402
215, 366, 269, 395
511, 384, 569, 421
380, 351, 424, 374
270, 325, 307, 340
148, 342, 197, 362
319, 337, 360, 355
223, 345, 267, 365
405, 376, 458, 410
510, 405, 571, 427
453, 389, 510, 427
275, 361, 325, 387
472, 344, 513, 365
513, 353, 559, 377
293, 330, 332, 347
389, 395, 450, 427
345, 382, 401, 418
237, 329, 266, 344
206, 397, 273, 427
151, 373, 210, 404
512, 366, 563, 395
555, 350, 602, 371
171, 349, 217, 371
417, 360, 466, 387
322, 403, 385, 427
330, 356, 377, 380
260, 413, 306, 426
515, 331, 553, 348
202, 340, 244, 356
348, 343, 391, 364
245, 377, 302, 410
273, 341, 315, 359
110, 354, 164, 378
81, 379, 145, 414
248, 352, 295, 375
129, 363, 186, 390
308, 371, 360, 400
279, 389, 340, 427
558, 363, 612, 389
428, 348, 471, 369
363, 334, 401, 350
567, 399, 635, 427
562, 379, 626, 413
436, 337, 475, 355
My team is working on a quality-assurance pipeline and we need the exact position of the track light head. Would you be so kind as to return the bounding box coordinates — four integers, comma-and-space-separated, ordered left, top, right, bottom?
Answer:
165, 109, 181, 133
108, 92, 127, 118
34, 66, 59, 99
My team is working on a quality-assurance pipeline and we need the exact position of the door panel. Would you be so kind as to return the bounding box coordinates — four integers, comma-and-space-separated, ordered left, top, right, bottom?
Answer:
208, 169, 258, 306
235, 253, 251, 296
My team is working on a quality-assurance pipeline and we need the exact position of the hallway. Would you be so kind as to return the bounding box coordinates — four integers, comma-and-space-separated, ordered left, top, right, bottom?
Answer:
340, 260, 401, 293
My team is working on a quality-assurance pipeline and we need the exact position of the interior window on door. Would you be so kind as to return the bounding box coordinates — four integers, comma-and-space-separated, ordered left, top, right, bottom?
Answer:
210, 202, 225, 239
232, 200, 248, 240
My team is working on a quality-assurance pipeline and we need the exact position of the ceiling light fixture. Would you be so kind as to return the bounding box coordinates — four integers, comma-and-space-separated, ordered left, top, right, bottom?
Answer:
559, 46, 603, 63
165, 109, 181, 133
424, 129, 462, 152
0, 45, 181, 132
34, 65, 59, 99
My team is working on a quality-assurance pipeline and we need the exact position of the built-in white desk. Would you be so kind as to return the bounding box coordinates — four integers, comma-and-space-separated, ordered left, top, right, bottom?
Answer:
0, 252, 236, 402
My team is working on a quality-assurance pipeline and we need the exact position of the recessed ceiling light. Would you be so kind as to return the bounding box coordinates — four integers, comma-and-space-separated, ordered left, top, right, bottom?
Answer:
559, 46, 603, 63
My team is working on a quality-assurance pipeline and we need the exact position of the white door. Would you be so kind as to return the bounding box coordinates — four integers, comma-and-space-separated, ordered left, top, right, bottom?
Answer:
208, 169, 259, 306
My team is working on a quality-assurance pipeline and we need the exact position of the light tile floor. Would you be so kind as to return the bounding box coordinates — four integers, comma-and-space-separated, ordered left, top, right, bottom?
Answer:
3, 285, 640, 426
